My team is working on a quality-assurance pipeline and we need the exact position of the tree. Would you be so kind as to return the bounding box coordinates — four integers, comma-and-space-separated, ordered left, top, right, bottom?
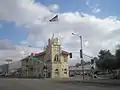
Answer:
115, 48, 120, 69
75, 63, 80, 67
91, 57, 98, 64
96, 50, 117, 71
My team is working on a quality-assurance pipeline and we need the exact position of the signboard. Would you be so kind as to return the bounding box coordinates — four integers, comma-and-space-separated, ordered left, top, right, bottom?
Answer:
32, 57, 40, 61
31, 57, 43, 63
6, 59, 12, 62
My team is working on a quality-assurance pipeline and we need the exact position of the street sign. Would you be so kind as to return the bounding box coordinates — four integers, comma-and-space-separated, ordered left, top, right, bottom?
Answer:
32, 57, 40, 61
31, 57, 43, 63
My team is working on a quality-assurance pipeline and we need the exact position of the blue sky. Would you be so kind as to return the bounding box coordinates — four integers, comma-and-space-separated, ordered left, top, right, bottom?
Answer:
0, 21, 28, 44
37, 0, 120, 17
0, 0, 120, 45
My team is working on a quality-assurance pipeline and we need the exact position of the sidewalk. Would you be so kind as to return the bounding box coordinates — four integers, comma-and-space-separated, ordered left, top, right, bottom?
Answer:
77, 79, 120, 86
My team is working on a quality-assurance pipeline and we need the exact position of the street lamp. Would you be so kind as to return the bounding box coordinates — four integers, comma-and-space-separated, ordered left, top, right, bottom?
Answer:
72, 33, 85, 80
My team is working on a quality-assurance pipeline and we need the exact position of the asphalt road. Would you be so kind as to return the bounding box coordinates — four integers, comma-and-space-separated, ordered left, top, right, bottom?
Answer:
0, 78, 120, 90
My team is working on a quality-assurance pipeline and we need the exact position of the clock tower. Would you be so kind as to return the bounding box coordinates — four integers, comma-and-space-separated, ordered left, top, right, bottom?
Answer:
50, 37, 69, 78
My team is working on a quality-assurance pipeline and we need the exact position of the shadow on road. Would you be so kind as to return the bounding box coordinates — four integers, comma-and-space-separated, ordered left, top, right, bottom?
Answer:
53, 79, 120, 88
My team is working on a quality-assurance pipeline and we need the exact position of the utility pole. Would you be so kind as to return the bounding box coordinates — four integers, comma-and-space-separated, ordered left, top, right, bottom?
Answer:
72, 33, 84, 80
79, 36, 84, 80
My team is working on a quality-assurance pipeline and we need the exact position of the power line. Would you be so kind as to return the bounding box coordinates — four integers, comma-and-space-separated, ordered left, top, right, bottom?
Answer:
83, 53, 93, 58
70, 51, 93, 59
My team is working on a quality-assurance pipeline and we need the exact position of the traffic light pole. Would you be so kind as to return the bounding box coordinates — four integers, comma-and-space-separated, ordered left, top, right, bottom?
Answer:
72, 33, 84, 80
80, 36, 84, 80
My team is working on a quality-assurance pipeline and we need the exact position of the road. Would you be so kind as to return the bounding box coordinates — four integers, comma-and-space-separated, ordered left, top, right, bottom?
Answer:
0, 78, 120, 90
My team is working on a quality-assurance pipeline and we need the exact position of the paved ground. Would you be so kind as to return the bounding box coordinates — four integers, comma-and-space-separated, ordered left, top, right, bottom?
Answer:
0, 78, 120, 90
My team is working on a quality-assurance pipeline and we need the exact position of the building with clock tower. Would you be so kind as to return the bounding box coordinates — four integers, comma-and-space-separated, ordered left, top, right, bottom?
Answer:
42, 37, 69, 78
21, 36, 69, 78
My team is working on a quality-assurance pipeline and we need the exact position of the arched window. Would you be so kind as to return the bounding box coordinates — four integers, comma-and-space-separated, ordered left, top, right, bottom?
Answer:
64, 56, 67, 62
64, 69, 67, 74
54, 54, 59, 62
64, 69, 67, 71
55, 69, 59, 75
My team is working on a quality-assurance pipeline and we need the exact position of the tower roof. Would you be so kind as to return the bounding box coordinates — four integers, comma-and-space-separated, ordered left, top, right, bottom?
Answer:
61, 50, 69, 55
35, 51, 45, 56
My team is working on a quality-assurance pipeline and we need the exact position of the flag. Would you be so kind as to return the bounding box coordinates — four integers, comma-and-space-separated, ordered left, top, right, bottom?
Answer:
49, 15, 58, 22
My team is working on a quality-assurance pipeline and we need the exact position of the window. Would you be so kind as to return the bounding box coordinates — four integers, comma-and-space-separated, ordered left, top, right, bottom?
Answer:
64, 56, 67, 62
33, 60, 36, 64
56, 48, 59, 52
56, 55, 59, 61
55, 69, 58, 71
64, 69, 67, 71
43, 66, 47, 69
30, 68, 33, 71
37, 61, 39, 64
26, 59, 28, 63
55, 72, 59, 75
54, 54, 59, 62
54, 47, 59, 52
55, 69, 59, 75
64, 72, 67, 74
64, 69, 67, 74
54, 48, 56, 52
36, 61, 38, 64
34, 68, 36, 71
37, 68, 39, 72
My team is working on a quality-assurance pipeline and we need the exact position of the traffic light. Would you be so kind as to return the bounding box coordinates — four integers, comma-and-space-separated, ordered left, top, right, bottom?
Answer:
91, 59, 94, 64
91, 66, 94, 69
69, 53, 72, 58
80, 49, 83, 58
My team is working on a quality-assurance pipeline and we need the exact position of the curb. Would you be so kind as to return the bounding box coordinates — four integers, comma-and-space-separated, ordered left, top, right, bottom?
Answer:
77, 80, 120, 86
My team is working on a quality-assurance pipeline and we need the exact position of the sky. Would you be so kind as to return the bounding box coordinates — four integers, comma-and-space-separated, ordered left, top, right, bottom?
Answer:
0, 0, 120, 65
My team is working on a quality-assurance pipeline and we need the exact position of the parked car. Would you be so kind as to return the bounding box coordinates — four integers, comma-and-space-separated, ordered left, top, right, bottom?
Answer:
0, 72, 6, 77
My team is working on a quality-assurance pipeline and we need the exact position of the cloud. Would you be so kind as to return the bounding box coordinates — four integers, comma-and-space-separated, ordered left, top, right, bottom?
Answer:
20, 40, 29, 45
92, 8, 100, 13
0, 39, 16, 50
0, 39, 42, 65
85, 0, 101, 14
35, 41, 45, 47
48, 4, 59, 12
84, 41, 89, 47
0, 0, 52, 25
0, 0, 120, 65
86, 0, 90, 7
0, 45, 42, 65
